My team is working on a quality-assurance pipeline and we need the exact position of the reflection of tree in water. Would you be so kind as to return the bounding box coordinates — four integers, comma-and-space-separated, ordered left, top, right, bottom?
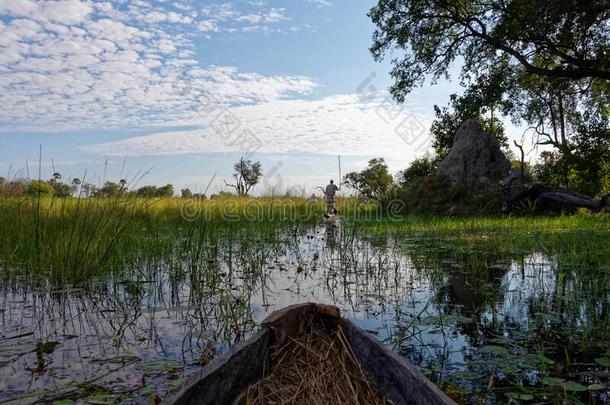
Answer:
387, 239, 609, 397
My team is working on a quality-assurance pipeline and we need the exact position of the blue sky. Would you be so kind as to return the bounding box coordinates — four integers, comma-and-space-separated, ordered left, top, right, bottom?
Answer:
0, 0, 521, 195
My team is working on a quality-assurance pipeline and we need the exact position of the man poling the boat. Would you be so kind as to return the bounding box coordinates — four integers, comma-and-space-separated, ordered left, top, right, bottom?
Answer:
323, 179, 339, 218
322, 155, 342, 219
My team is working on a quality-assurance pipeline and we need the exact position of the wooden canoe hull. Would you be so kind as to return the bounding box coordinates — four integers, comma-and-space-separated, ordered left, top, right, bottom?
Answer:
170, 303, 456, 405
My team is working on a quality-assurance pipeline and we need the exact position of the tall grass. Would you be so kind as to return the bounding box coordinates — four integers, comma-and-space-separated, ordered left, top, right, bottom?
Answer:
0, 194, 376, 285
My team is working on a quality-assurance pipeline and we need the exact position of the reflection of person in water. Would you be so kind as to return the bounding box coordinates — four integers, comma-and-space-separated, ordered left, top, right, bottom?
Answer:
324, 220, 337, 250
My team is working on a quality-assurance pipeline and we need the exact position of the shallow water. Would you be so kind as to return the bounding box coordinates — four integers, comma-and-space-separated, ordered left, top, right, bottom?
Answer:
1, 221, 609, 403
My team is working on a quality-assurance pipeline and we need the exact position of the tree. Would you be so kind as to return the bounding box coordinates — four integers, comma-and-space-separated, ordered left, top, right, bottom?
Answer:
344, 158, 394, 201
27, 180, 54, 197
71, 178, 81, 196
532, 113, 610, 195
567, 113, 610, 195
157, 184, 174, 197
81, 183, 97, 197
52, 182, 71, 197
0, 177, 26, 197
45, 172, 70, 197
136, 185, 159, 198
224, 158, 262, 196
369, 0, 610, 103
96, 181, 126, 198
397, 154, 440, 188
181, 188, 193, 198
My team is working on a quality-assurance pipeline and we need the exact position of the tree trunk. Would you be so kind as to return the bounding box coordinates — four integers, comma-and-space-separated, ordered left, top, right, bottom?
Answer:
501, 181, 609, 213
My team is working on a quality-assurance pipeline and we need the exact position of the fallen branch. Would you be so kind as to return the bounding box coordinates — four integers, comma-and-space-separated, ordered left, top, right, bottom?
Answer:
500, 180, 609, 213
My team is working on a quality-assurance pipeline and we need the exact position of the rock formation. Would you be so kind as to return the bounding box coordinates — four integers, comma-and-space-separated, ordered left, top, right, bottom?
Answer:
438, 119, 511, 184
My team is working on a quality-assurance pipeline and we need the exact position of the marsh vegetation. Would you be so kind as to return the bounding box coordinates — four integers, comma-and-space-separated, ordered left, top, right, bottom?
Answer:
0, 194, 608, 404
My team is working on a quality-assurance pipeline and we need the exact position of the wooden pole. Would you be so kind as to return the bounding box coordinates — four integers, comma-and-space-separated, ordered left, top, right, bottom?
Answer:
337, 155, 342, 191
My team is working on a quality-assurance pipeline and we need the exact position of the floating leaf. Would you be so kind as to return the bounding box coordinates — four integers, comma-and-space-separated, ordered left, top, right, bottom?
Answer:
499, 363, 519, 375
594, 357, 610, 367
0, 342, 38, 358
587, 384, 605, 391
488, 337, 511, 345
84, 393, 114, 404
136, 360, 182, 373
167, 378, 185, 390
562, 381, 587, 392
93, 355, 140, 364
451, 371, 484, 380
537, 355, 555, 365
139, 386, 156, 396
479, 345, 509, 356
541, 376, 566, 386
448, 315, 475, 324
508, 392, 534, 401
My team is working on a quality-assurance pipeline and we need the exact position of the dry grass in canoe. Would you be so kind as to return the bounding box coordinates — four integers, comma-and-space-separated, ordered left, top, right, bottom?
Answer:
242, 319, 385, 405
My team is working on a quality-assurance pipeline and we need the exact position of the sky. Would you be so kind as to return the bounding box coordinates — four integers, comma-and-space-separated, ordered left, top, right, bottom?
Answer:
0, 0, 525, 195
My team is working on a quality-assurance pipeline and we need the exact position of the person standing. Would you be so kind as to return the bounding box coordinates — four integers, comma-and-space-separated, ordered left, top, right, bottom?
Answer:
324, 179, 339, 217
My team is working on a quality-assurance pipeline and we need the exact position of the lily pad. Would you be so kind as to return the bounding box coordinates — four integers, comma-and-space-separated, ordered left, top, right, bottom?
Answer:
447, 315, 475, 324
84, 393, 115, 404
508, 392, 534, 401
562, 381, 587, 392
541, 376, 566, 386
488, 336, 512, 345
93, 355, 140, 364
479, 345, 509, 356
139, 386, 156, 396
499, 363, 519, 375
451, 371, 484, 380
0, 342, 38, 358
167, 378, 185, 391
136, 359, 182, 373
595, 357, 610, 367
587, 384, 605, 391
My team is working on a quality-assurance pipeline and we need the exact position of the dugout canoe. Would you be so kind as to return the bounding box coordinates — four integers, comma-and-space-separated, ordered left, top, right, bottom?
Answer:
170, 303, 456, 405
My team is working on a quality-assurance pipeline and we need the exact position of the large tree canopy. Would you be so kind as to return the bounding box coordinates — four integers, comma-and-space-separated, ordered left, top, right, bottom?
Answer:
370, 0, 610, 102
344, 158, 394, 201
371, 0, 610, 195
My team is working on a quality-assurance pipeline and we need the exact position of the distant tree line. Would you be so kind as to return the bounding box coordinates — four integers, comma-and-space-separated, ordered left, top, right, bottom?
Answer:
0, 174, 180, 199
0, 157, 265, 199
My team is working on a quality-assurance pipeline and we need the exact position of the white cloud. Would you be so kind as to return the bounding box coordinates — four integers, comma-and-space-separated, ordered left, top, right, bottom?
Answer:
198, 3, 290, 32
83, 94, 433, 161
306, 0, 332, 7
0, 0, 93, 24
0, 0, 316, 132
